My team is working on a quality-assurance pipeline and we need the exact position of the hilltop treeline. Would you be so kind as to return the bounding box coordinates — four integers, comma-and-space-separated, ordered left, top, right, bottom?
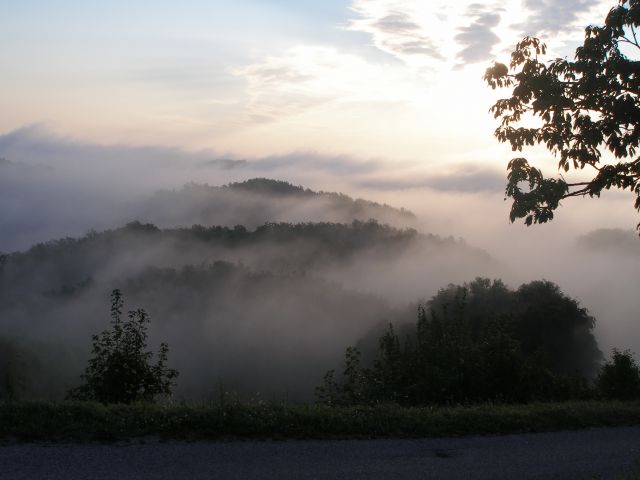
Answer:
133, 178, 416, 230
0, 219, 440, 293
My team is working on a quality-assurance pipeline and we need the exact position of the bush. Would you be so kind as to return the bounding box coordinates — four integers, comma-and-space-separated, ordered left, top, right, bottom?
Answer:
0, 337, 37, 401
598, 350, 640, 401
67, 289, 178, 404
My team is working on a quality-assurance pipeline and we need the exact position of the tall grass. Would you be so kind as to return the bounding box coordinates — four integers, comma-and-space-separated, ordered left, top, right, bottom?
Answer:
2, 400, 640, 442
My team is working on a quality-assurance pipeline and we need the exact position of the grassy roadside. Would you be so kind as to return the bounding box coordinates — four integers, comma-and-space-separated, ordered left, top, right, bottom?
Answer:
1, 400, 640, 442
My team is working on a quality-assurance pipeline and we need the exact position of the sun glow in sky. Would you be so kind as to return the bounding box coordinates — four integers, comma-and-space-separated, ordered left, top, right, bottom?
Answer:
0, 0, 617, 167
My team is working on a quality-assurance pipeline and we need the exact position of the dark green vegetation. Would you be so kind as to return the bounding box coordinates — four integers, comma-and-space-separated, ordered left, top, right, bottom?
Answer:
0, 218, 490, 401
485, 0, 640, 229
2, 400, 640, 442
598, 349, 640, 400
318, 278, 608, 406
67, 290, 178, 404
0, 337, 38, 401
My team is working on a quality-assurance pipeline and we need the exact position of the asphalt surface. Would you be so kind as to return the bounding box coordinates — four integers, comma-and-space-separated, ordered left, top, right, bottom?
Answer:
2, 426, 640, 480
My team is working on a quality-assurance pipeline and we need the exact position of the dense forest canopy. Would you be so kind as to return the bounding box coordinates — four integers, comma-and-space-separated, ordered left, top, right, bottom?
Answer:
320, 278, 603, 406
0, 219, 465, 296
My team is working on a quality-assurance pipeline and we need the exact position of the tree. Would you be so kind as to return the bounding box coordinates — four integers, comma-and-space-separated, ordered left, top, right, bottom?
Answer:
485, 1, 640, 230
317, 278, 600, 406
597, 349, 640, 399
68, 289, 178, 403
315, 347, 368, 406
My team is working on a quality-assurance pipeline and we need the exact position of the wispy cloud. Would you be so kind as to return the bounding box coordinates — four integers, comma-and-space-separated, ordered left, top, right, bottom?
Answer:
357, 165, 505, 193
516, 0, 605, 38
455, 4, 503, 64
232, 45, 423, 124
348, 0, 448, 69
232, 47, 336, 124
347, 0, 614, 70
252, 152, 380, 175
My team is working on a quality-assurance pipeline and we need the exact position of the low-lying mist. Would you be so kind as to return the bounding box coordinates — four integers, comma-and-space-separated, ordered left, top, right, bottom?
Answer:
0, 219, 495, 400
0, 126, 399, 252
2, 127, 640, 401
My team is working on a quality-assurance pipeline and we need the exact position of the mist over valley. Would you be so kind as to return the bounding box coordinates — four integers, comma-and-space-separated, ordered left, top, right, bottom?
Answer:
1, 119, 639, 404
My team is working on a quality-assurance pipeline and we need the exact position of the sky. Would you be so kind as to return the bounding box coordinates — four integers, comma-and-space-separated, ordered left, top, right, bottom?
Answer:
0, 0, 618, 165
2, 0, 640, 361
1, 0, 637, 250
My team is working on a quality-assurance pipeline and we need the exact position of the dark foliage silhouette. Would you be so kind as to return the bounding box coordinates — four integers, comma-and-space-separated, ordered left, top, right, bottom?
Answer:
319, 278, 601, 405
68, 289, 178, 403
598, 349, 640, 400
485, 1, 640, 230
0, 337, 37, 401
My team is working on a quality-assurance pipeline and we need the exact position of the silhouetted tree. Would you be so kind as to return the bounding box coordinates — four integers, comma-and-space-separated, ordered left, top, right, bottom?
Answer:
485, 1, 640, 230
514, 280, 601, 378
598, 349, 640, 400
68, 289, 178, 403
319, 278, 600, 406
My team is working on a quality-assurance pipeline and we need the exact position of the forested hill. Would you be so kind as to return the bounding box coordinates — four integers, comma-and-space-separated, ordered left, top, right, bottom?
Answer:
1, 220, 486, 297
0, 219, 494, 400
132, 178, 416, 229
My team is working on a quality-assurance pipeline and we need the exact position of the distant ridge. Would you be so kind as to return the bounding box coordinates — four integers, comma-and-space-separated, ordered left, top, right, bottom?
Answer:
134, 178, 416, 229
576, 228, 640, 255
226, 178, 309, 195
226, 178, 415, 216
2, 219, 461, 284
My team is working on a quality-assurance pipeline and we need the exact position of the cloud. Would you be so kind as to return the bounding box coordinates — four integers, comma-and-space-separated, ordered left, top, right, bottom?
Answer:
233, 47, 351, 123
199, 159, 248, 170
516, 0, 604, 38
237, 64, 313, 86
233, 45, 424, 123
373, 13, 422, 33
455, 4, 502, 64
0, 126, 390, 251
252, 152, 380, 176
219, 0, 617, 147
347, 0, 615, 71
357, 165, 506, 193
348, 0, 447, 67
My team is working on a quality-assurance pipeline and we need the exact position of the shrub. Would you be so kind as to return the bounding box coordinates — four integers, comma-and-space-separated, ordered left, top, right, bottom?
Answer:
0, 337, 37, 401
67, 289, 178, 404
598, 349, 640, 401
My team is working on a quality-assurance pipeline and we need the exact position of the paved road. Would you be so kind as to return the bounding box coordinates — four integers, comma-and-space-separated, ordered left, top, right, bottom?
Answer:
2, 427, 640, 480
